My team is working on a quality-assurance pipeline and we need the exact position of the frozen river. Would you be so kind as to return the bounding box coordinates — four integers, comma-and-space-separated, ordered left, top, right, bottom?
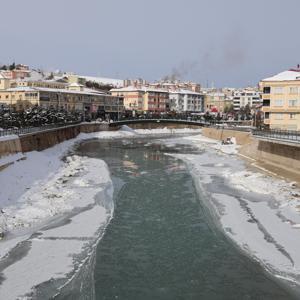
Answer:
77, 136, 296, 299
0, 129, 300, 299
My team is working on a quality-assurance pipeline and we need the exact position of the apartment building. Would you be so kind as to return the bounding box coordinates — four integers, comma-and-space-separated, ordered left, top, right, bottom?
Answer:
0, 65, 31, 80
110, 86, 169, 113
0, 73, 10, 90
233, 89, 261, 111
0, 85, 124, 116
169, 90, 203, 113
204, 92, 233, 113
260, 67, 300, 130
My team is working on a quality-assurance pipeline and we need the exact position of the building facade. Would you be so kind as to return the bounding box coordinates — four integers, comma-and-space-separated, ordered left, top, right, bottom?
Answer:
233, 89, 261, 111
169, 90, 203, 113
260, 68, 300, 130
0, 86, 124, 116
0, 74, 10, 90
204, 92, 233, 113
111, 87, 169, 113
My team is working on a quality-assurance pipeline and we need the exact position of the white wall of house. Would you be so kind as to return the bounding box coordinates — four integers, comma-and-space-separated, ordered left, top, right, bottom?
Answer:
233, 90, 261, 111
170, 90, 203, 113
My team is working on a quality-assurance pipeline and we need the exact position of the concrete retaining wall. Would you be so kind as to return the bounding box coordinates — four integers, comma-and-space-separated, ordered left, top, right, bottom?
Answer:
239, 139, 300, 175
0, 123, 110, 157
0, 136, 22, 157
201, 127, 252, 145
202, 127, 300, 178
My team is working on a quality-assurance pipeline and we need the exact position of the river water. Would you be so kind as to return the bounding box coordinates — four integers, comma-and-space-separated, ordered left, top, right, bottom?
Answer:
75, 136, 296, 300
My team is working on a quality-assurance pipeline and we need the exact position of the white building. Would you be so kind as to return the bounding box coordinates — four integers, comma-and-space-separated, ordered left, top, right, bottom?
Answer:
169, 89, 203, 113
233, 89, 261, 111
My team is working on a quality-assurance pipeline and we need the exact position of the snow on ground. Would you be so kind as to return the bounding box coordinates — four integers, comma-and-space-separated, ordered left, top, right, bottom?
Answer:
162, 133, 300, 285
0, 154, 114, 299
0, 152, 25, 167
0, 134, 19, 142
0, 156, 111, 233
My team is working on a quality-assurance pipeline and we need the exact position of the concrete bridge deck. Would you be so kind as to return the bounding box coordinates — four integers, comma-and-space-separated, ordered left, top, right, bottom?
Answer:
109, 119, 209, 127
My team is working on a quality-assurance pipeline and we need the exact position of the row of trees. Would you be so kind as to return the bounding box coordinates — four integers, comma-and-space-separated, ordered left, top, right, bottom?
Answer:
0, 63, 16, 71
85, 81, 114, 92
0, 105, 83, 129
223, 103, 252, 120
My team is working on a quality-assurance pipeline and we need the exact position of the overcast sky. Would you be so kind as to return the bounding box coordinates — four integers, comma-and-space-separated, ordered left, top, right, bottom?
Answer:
1, 0, 299, 87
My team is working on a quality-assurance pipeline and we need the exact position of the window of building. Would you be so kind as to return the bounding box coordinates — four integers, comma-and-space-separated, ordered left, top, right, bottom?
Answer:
289, 87, 298, 94
274, 113, 284, 120
264, 112, 270, 119
290, 113, 297, 119
274, 99, 284, 106
273, 87, 284, 94
263, 87, 271, 94
289, 99, 298, 107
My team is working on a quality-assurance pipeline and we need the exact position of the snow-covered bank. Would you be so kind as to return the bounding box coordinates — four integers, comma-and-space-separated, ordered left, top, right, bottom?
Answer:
0, 153, 114, 299
161, 134, 300, 287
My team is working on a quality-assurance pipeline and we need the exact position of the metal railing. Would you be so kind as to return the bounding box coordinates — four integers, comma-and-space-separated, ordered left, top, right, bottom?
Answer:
252, 129, 300, 143
0, 121, 81, 138
213, 125, 254, 132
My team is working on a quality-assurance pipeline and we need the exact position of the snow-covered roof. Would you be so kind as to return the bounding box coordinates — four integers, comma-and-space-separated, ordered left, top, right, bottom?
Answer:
170, 89, 202, 96
29, 70, 45, 81
68, 82, 84, 87
206, 92, 226, 97
80, 75, 124, 87
262, 70, 300, 82
4, 87, 34, 92
111, 86, 169, 93
3, 86, 111, 97
0, 72, 10, 79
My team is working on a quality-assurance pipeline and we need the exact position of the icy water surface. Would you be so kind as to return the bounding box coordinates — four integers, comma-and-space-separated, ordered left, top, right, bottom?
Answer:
76, 137, 296, 300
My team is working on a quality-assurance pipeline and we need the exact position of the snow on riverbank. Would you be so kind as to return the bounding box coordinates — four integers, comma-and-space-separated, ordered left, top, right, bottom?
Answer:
0, 151, 114, 299
162, 134, 300, 286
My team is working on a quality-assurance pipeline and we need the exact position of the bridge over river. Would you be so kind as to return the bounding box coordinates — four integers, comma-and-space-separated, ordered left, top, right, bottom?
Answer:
109, 118, 210, 128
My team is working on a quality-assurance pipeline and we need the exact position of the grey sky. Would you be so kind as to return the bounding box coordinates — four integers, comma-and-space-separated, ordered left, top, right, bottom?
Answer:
1, 0, 299, 87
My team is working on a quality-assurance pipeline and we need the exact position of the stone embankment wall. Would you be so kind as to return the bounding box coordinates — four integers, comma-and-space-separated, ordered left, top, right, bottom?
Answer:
202, 127, 300, 178
0, 123, 111, 158
0, 136, 22, 157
